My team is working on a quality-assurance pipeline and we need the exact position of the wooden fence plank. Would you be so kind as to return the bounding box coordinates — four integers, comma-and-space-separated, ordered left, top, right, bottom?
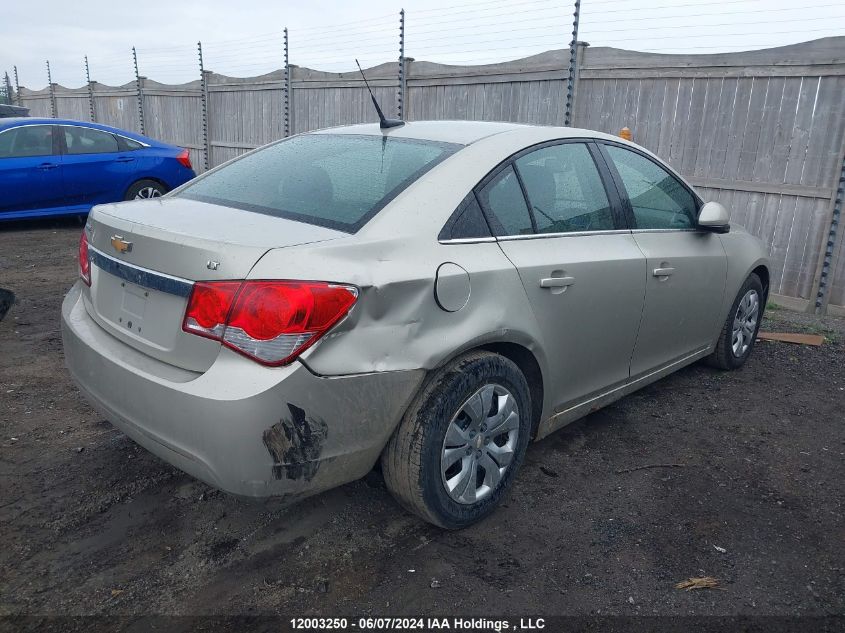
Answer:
16, 38, 845, 309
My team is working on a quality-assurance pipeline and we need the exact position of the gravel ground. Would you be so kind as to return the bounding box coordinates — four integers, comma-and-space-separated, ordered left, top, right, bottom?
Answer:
1, 218, 843, 620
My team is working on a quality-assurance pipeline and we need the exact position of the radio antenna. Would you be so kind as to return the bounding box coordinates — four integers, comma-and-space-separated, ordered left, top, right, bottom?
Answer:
356, 59, 404, 130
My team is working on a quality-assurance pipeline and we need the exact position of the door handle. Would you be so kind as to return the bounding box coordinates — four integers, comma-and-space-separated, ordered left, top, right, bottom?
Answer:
37, 162, 58, 170
653, 267, 675, 277
539, 276, 575, 288
115, 156, 135, 163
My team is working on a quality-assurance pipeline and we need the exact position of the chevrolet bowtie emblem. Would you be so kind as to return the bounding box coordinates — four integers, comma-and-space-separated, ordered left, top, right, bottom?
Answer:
110, 235, 133, 254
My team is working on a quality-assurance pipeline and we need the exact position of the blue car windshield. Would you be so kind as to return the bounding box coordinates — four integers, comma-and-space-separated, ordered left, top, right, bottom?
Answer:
175, 134, 461, 233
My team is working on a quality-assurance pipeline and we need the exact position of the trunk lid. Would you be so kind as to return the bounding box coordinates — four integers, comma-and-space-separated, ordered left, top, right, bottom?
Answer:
84, 197, 347, 372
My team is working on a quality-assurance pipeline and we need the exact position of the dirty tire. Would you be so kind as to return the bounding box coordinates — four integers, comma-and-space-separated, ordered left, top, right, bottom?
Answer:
124, 179, 167, 200
707, 273, 765, 370
0, 288, 14, 322
381, 351, 531, 529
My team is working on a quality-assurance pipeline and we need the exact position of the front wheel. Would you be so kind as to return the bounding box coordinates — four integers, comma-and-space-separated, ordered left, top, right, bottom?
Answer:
125, 179, 167, 201
707, 273, 765, 370
381, 351, 532, 529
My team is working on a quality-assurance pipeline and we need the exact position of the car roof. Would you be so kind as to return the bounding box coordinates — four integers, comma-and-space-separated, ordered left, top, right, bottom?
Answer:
310, 120, 624, 146
311, 120, 532, 145
0, 117, 38, 129
0, 117, 163, 145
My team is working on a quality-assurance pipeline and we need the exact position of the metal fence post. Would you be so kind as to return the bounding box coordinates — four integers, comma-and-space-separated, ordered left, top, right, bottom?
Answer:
284, 27, 291, 137
569, 41, 589, 126
132, 46, 146, 134
564, 0, 581, 126
3, 72, 12, 105
46, 60, 57, 118
812, 133, 845, 313
198, 41, 210, 171
398, 8, 406, 120
84, 56, 96, 122
13, 66, 20, 106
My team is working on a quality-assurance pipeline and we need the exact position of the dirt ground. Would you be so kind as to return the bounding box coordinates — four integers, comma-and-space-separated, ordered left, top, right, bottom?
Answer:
1, 218, 843, 620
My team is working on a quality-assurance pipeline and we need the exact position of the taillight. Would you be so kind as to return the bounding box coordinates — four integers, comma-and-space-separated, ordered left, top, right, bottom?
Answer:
78, 231, 91, 286
182, 280, 358, 366
176, 149, 192, 170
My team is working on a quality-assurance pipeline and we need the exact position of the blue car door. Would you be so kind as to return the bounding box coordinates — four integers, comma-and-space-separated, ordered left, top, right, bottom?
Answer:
0, 124, 65, 216
59, 125, 137, 206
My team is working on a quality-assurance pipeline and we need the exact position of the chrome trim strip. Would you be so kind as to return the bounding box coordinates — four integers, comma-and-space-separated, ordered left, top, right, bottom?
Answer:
630, 228, 700, 234
439, 229, 635, 244
55, 123, 150, 147
497, 229, 632, 241
0, 123, 52, 135
88, 245, 193, 298
0, 122, 150, 147
432, 227, 706, 244
549, 347, 709, 421
438, 236, 498, 245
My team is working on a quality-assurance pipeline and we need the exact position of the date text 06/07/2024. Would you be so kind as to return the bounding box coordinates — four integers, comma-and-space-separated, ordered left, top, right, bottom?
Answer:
289, 617, 546, 631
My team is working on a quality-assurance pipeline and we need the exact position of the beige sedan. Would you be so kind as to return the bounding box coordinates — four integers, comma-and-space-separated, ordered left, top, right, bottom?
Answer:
62, 121, 769, 528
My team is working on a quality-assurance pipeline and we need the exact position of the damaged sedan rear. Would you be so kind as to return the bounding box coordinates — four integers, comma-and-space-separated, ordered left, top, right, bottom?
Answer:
62, 121, 769, 528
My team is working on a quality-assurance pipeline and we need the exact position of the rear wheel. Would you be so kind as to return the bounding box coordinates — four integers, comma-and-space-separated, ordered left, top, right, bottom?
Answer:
707, 273, 764, 370
125, 179, 167, 200
382, 351, 531, 529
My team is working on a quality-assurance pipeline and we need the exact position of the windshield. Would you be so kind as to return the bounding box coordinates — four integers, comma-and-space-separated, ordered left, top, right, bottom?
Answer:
176, 134, 461, 233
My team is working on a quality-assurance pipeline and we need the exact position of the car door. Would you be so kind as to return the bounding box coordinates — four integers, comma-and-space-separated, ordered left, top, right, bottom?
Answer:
477, 140, 647, 410
598, 142, 727, 377
0, 124, 65, 215
59, 125, 137, 206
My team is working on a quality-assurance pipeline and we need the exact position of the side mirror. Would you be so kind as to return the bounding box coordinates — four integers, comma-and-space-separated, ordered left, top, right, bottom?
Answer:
698, 201, 730, 234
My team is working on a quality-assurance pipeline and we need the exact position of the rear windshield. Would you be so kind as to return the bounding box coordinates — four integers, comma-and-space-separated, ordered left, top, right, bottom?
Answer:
176, 134, 461, 232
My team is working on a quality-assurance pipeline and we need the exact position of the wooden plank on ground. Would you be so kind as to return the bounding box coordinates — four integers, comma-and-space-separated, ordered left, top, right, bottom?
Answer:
757, 332, 825, 346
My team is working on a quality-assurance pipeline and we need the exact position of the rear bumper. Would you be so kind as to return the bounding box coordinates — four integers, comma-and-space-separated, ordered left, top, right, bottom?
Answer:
61, 282, 424, 499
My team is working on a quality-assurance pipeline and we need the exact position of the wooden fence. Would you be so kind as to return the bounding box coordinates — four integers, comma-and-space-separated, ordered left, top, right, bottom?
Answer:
16, 37, 845, 314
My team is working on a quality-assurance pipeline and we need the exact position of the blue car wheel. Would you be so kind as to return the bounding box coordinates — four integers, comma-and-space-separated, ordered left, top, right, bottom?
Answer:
125, 179, 167, 201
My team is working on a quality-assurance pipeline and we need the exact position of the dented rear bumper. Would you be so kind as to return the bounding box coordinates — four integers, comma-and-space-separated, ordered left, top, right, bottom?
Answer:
61, 282, 424, 499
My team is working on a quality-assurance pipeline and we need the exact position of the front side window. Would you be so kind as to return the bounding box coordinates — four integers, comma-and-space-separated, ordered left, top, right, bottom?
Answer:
476, 165, 533, 236
0, 125, 53, 158
604, 145, 697, 230
64, 127, 120, 155
515, 142, 614, 233
176, 134, 460, 232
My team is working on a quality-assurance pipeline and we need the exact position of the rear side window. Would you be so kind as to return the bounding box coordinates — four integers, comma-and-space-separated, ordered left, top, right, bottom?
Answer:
476, 165, 533, 236
515, 143, 614, 233
176, 134, 460, 233
0, 125, 53, 158
439, 194, 492, 240
122, 137, 144, 150
64, 127, 120, 155
604, 145, 697, 230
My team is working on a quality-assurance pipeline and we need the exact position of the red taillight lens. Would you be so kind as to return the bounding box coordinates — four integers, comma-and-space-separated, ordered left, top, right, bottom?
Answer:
182, 280, 357, 366
78, 231, 91, 286
182, 281, 241, 339
176, 149, 192, 170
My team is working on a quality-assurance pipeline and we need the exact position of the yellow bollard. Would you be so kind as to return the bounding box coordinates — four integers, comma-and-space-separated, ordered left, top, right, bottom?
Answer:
619, 127, 632, 141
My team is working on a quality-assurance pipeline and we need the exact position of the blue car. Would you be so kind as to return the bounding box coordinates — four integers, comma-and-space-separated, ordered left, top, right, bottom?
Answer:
0, 118, 196, 221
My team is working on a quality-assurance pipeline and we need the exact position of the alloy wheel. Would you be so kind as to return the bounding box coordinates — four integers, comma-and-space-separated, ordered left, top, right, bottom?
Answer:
440, 383, 520, 504
731, 289, 760, 357
135, 186, 162, 199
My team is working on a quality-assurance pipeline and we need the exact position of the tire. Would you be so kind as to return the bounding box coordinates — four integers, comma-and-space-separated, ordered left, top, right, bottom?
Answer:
125, 179, 167, 201
381, 351, 532, 529
707, 273, 765, 370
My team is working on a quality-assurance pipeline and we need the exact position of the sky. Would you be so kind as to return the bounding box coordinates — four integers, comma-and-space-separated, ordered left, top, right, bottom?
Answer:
2, 0, 844, 90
